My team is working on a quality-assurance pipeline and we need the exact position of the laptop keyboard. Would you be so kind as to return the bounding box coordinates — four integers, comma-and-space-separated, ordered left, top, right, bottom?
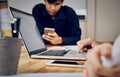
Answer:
38, 50, 69, 56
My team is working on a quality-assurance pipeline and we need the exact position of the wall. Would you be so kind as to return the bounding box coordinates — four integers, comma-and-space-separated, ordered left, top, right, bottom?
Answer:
87, 0, 120, 42
8, 0, 86, 15
95, 0, 120, 42
8, 0, 42, 14
86, 0, 96, 39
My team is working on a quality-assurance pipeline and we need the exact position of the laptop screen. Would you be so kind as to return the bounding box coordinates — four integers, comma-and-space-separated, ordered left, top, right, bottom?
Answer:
10, 7, 46, 53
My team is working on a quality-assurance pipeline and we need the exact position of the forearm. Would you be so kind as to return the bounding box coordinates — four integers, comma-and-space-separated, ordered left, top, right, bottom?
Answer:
95, 41, 113, 45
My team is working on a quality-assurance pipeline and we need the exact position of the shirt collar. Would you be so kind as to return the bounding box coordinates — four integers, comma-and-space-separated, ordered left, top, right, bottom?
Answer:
42, 7, 66, 20
56, 8, 66, 20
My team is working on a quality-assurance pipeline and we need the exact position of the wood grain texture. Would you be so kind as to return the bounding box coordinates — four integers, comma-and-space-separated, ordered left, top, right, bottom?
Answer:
17, 45, 85, 74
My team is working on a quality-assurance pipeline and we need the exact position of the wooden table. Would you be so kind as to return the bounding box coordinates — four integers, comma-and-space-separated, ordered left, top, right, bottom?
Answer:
17, 45, 85, 74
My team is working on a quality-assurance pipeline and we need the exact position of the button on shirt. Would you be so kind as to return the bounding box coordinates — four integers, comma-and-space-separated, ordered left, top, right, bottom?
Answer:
32, 3, 81, 45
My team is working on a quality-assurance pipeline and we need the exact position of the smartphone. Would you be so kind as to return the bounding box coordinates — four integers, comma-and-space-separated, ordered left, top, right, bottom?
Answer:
44, 28, 55, 35
46, 60, 85, 67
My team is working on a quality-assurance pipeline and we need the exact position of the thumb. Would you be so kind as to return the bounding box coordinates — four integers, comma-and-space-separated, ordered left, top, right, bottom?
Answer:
52, 32, 58, 37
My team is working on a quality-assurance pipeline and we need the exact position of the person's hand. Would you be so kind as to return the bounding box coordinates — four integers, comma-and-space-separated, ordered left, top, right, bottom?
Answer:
85, 43, 120, 77
42, 32, 63, 45
77, 38, 98, 52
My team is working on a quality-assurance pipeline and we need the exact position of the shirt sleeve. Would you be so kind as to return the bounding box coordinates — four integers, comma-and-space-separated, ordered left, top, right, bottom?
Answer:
32, 4, 44, 35
32, 4, 49, 44
61, 6, 81, 45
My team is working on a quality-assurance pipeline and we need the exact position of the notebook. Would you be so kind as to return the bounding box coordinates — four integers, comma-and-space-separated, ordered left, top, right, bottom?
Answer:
10, 7, 86, 61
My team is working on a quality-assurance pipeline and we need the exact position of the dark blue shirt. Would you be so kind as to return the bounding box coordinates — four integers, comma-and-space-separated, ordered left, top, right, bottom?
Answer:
32, 3, 81, 45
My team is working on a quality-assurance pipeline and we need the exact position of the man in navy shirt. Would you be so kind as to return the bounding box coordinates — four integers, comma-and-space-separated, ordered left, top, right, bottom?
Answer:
32, 0, 81, 45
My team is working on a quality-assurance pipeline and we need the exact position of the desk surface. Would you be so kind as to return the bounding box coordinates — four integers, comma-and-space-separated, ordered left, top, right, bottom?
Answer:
17, 45, 85, 74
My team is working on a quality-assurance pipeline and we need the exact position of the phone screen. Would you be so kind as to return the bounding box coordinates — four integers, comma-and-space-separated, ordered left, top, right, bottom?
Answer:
52, 61, 84, 65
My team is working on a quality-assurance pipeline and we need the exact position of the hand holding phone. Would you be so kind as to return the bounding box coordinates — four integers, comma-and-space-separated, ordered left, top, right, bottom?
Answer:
43, 28, 63, 44
44, 28, 55, 35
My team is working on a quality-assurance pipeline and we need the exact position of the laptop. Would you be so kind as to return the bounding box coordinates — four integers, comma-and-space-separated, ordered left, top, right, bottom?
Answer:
10, 7, 86, 61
